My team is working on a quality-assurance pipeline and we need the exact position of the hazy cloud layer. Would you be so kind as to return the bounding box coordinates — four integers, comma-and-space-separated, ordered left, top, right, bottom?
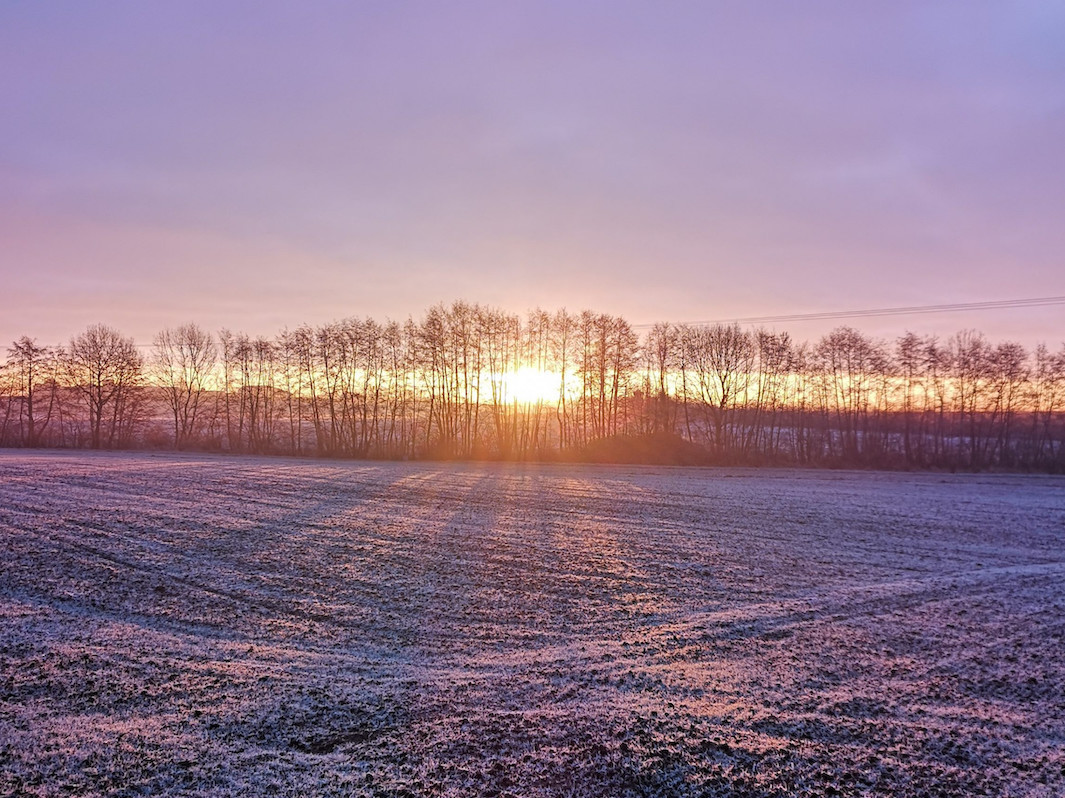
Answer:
3, 2, 1064, 344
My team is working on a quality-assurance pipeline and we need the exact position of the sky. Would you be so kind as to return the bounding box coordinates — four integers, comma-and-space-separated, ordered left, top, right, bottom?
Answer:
2, 1, 1064, 349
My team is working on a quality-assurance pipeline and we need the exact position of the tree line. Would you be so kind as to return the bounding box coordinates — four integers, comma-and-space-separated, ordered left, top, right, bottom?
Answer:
2, 301, 1064, 471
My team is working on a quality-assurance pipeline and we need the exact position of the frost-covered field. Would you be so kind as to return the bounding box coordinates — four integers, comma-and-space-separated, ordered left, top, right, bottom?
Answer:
1, 452, 1063, 797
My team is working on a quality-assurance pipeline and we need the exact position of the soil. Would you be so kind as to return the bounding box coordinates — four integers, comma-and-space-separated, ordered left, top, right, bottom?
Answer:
1, 451, 1063, 796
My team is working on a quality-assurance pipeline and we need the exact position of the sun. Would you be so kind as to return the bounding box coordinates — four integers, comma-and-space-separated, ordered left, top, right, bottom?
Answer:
505, 366, 561, 405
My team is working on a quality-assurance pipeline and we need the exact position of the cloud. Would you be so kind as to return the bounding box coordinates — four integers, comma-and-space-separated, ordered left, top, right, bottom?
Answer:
1, 2, 1063, 345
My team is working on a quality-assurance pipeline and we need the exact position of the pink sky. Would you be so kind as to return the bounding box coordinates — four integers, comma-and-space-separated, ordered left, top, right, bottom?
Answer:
2, 2, 1064, 348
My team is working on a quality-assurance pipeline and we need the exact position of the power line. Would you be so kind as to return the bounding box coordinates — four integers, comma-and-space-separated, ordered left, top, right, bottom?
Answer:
633, 295, 1065, 329
21, 294, 1065, 348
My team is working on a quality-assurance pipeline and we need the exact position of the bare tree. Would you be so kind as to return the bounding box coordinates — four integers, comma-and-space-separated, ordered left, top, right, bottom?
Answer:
549, 309, 578, 451
895, 332, 924, 466
276, 327, 307, 455
1029, 344, 1065, 468
745, 329, 793, 461
0, 353, 18, 445
986, 340, 1028, 466
218, 329, 245, 452
480, 306, 521, 456
6, 336, 60, 447
153, 324, 217, 449
65, 324, 143, 449
682, 324, 755, 455
642, 323, 679, 436
814, 327, 889, 463
950, 330, 992, 468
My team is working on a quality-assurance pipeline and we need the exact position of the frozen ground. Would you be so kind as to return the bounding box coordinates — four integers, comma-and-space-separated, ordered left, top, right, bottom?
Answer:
1, 452, 1063, 797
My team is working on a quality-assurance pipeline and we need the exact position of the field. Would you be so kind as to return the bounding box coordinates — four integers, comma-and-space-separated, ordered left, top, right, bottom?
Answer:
1, 452, 1063, 797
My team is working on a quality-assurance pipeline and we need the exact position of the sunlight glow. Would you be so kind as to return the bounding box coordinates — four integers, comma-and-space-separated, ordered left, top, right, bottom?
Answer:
504, 366, 562, 405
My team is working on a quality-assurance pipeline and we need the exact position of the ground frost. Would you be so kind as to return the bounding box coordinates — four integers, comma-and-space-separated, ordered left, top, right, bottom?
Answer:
1, 452, 1063, 796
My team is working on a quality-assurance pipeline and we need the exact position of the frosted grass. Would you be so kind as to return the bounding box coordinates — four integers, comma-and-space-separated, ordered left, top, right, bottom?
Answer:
1, 452, 1063, 796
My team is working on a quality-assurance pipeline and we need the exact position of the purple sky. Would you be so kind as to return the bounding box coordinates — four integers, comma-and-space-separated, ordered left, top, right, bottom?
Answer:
3, 2, 1064, 348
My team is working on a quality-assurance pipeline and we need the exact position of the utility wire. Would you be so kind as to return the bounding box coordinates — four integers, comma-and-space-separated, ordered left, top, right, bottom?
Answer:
633, 295, 1065, 329
30, 294, 1065, 347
